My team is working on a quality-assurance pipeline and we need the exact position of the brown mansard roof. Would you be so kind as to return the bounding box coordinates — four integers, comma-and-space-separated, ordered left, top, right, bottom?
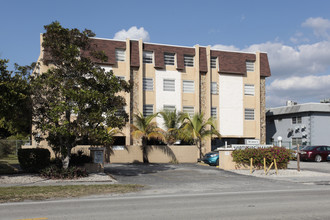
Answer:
70, 38, 271, 77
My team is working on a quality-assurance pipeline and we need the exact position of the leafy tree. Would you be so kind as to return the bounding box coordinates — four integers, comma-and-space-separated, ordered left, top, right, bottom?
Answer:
180, 113, 221, 159
0, 59, 32, 139
159, 109, 185, 145
32, 21, 130, 168
131, 112, 166, 163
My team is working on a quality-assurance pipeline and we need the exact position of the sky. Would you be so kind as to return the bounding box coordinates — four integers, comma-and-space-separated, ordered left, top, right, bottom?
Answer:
1, 0, 330, 108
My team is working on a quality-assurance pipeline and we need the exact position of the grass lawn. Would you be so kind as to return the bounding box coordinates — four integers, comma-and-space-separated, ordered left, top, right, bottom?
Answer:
0, 184, 143, 203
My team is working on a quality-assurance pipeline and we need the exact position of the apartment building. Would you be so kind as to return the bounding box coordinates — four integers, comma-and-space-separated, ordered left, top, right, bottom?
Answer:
36, 37, 271, 154
267, 101, 330, 148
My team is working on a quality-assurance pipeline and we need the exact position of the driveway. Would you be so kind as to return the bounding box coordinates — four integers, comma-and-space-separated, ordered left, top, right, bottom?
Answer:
105, 163, 320, 195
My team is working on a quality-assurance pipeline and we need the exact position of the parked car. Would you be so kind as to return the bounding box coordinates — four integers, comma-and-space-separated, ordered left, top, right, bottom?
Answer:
299, 145, 330, 162
291, 146, 306, 159
202, 151, 219, 166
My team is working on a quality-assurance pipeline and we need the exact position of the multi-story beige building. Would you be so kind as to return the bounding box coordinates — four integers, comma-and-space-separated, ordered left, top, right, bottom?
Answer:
36, 36, 271, 158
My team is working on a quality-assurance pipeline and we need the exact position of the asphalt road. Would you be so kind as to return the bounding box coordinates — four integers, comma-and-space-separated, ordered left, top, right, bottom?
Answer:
2, 163, 330, 219
2, 188, 330, 220
104, 163, 325, 195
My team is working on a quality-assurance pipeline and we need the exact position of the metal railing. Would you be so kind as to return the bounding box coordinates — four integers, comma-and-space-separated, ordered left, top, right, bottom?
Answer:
0, 139, 31, 156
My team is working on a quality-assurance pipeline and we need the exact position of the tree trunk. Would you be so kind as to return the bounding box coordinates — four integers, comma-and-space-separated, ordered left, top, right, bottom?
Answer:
142, 138, 149, 163
198, 140, 202, 160
62, 155, 70, 169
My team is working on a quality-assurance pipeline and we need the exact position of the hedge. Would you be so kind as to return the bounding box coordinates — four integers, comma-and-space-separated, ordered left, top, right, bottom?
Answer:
18, 148, 50, 173
231, 146, 292, 169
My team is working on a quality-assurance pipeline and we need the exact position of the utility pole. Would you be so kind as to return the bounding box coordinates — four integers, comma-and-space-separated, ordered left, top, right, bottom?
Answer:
297, 144, 300, 172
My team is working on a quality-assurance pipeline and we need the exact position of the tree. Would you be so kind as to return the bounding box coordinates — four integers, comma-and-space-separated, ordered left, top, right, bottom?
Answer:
0, 59, 32, 139
32, 21, 130, 168
131, 112, 165, 163
180, 113, 221, 160
159, 109, 185, 145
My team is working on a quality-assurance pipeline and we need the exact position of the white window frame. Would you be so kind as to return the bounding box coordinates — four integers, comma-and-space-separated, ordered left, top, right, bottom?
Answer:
184, 55, 194, 67
163, 79, 175, 92
244, 84, 255, 96
245, 108, 255, 120
292, 137, 302, 146
115, 49, 125, 62
183, 106, 194, 117
246, 61, 255, 72
143, 104, 153, 116
116, 76, 125, 81
143, 51, 153, 64
211, 57, 217, 69
211, 82, 218, 95
143, 78, 153, 91
164, 53, 175, 65
211, 107, 217, 118
183, 80, 194, 93
292, 116, 302, 124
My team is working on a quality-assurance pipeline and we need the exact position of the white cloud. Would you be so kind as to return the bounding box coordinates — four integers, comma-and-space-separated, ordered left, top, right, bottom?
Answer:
114, 26, 150, 42
243, 41, 330, 77
266, 75, 330, 107
302, 17, 330, 39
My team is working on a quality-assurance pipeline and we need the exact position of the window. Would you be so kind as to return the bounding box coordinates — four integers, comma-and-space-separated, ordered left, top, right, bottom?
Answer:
115, 49, 125, 62
244, 84, 255, 96
184, 55, 194, 67
183, 106, 194, 117
115, 106, 126, 117
211, 57, 217, 69
292, 116, 302, 124
143, 78, 153, 91
211, 107, 217, 118
163, 79, 175, 91
292, 138, 302, 146
143, 104, 153, 116
246, 61, 255, 72
245, 108, 255, 120
211, 82, 218, 94
143, 51, 153, 64
164, 53, 175, 65
163, 105, 176, 112
116, 76, 125, 81
183, 80, 194, 93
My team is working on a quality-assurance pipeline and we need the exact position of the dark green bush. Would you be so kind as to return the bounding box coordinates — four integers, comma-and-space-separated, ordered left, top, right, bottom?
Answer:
40, 165, 88, 179
17, 148, 50, 172
232, 146, 291, 169
70, 150, 92, 167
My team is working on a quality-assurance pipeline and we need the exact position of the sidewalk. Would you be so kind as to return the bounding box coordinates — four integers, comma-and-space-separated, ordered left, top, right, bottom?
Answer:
229, 161, 330, 184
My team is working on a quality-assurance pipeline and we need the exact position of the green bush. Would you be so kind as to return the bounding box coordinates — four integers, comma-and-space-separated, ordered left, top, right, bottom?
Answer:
232, 146, 292, 169
40, 165, 88, 179
17, 148, 50, 173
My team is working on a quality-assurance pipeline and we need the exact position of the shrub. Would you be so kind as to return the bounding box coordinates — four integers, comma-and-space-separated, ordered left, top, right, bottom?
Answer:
17, 148, 50, 173
70, 150, 92, 167
40, 166, 88, 179
232, 146, 291, 169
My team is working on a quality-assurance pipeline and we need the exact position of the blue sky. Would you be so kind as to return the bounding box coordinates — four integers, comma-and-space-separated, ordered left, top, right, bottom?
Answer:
1, 0, 330, 107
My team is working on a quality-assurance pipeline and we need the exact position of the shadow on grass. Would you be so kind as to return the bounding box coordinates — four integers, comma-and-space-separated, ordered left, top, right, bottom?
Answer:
0, 162, 20, 175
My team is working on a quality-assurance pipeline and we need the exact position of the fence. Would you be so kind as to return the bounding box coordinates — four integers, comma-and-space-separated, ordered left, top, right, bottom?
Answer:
0, 140, 31, 157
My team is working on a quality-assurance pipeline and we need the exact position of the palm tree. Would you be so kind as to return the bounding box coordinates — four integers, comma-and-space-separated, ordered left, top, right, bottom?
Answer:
104, 127, 124, 163
131, 112, 165, 163
180, 112, 221, 160
159, 109, 185, 146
